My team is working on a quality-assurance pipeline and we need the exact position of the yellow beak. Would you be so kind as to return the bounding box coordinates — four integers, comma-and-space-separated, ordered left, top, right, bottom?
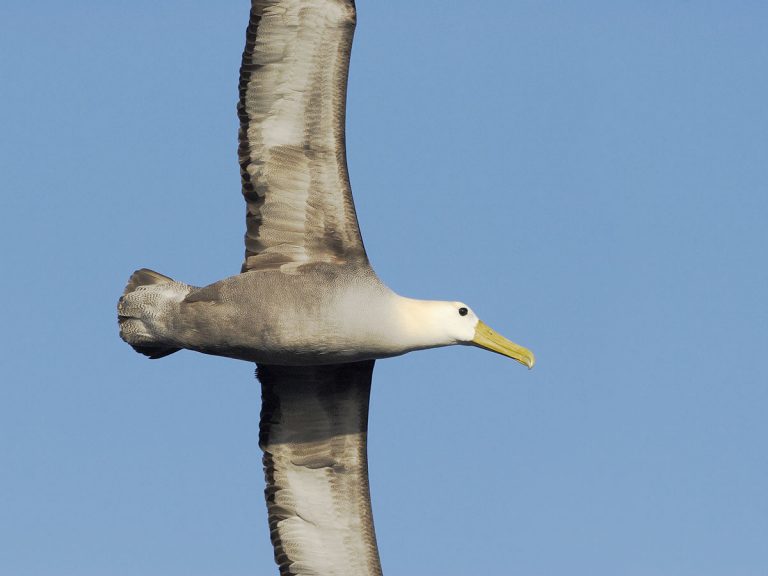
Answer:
471, 321, 535, 369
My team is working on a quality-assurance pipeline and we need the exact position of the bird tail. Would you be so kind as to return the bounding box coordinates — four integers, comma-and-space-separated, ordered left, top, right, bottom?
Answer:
117, 268, 187, 359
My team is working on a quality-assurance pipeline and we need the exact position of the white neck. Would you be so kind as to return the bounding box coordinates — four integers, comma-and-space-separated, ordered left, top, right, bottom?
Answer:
390, 296, 472, 352
336, 289, 475, 360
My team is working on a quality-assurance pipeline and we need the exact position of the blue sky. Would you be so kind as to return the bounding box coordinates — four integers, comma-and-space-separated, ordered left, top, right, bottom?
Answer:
1, 1, 767, 575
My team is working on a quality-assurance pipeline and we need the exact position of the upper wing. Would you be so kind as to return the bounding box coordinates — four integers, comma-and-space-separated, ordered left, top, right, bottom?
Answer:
238, 0, 368, 273
257, 361, 382, 576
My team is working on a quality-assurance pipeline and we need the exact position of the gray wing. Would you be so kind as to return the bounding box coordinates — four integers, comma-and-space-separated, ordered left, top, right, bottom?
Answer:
257, 362, 382, 576
238, 0, 367, 273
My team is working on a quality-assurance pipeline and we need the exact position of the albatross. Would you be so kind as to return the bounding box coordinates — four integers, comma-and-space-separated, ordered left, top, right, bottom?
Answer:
118, 1, 534, 574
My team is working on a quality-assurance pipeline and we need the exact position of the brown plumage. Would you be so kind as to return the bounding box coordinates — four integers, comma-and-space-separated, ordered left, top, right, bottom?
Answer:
238, 0, 366, 273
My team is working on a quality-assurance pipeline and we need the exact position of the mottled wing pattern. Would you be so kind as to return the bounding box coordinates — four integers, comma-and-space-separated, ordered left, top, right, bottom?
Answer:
238, 0, 367, 272
257, 362, 382, 576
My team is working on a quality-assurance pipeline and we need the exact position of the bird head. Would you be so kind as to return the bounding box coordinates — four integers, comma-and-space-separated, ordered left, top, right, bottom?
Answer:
446, 301, 535, 369
400, 299, 535, 368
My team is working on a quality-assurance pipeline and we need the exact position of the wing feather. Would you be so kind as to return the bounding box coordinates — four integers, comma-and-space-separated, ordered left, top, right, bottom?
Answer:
238, 0, 367, 272
257, 361, 382, 576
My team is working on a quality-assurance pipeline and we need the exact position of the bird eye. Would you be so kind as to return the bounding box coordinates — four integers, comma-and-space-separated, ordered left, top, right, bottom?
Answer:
458, 307, 468, 316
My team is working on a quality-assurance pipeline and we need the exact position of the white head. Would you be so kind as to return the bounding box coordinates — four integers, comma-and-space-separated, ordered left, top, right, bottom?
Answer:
397, 298, 535, 368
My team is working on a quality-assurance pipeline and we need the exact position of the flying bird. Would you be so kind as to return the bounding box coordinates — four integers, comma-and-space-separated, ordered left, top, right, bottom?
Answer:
118, 1, 534, 574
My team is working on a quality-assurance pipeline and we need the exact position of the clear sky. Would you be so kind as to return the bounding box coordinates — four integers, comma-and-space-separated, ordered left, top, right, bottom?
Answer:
1, 1, 767, 575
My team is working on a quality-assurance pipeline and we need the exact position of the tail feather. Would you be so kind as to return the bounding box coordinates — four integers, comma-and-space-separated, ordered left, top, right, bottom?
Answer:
130, 344, 180, 360
118, 268, 184, 359
122, 268, 175, 296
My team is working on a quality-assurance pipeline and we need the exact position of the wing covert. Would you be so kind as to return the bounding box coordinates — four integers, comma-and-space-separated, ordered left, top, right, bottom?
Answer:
238, 0, 367, 272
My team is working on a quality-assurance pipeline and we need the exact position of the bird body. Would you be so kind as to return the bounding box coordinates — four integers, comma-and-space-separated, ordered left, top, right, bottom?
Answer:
117, 0, 534, 573
119, 263, 504, 366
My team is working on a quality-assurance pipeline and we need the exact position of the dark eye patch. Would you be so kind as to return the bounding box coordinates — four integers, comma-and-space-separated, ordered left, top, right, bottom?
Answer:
458, 307, 468, 316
